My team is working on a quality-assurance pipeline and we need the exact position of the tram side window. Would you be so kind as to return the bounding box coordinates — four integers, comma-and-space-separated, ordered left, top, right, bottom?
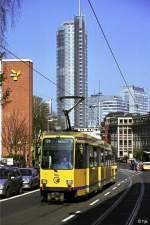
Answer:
97, 148, 101, 166
100, 151, 105, 166
88, 146, 98, 167
93, 148, 98, 166
89, 145, 94, 167
105, 154, 112, 165
75, 144, 85, 169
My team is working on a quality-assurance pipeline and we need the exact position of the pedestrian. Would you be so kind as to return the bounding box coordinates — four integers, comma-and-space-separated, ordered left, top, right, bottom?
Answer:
136, 160, 140, 171
133, 159, 137, 171
130, 160, 134, 170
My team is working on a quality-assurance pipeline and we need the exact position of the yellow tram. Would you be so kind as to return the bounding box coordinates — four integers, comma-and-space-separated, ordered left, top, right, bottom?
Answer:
40, 131, 117, 201
142, 151, 150, 170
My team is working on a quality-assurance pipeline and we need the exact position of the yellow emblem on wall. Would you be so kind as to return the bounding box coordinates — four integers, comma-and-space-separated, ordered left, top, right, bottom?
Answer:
10, 69, 21, 81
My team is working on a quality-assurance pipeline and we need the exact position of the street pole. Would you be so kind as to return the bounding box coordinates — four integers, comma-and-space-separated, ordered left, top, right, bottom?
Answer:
0, 53, 5, 161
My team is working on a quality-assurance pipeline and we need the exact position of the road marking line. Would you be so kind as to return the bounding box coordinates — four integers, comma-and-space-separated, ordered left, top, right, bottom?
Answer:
104, 192, 111, 196
0, 189, 39, 202
75, 211, 81, 214
112, 187, 117, 190
89, 199, 100, 206
120, 180, 124, 183
62, 214, 75, 222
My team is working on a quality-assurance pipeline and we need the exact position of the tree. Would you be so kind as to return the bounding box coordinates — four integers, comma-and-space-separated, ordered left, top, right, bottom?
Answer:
2, 110, 29, 161
133, 148, 143, 161
0, 0, 21, 47
33, 96, 49, 138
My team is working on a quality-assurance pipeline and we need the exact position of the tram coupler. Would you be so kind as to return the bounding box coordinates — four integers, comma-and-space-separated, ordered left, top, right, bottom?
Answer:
47, 192, 65, 202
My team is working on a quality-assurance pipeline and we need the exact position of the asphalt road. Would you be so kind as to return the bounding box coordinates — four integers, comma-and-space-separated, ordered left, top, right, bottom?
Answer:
1, 168, 150, 225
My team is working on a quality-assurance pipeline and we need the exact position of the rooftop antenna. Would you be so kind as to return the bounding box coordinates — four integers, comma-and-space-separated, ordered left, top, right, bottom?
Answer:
78, 0, 81, 16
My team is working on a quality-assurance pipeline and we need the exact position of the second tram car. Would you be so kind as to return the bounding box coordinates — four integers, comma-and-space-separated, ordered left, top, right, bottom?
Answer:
40, 131, 117, 201
142, 151, 150, 170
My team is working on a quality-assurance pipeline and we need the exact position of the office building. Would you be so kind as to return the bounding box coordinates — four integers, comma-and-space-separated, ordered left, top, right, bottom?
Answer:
132, 113, 150, 153
88, 94, 128, 127
88, 93, 103, 127
120, 85, 148, 114
101, 112, 134, 160
56, 22, 75, 128
57, 14, 88, 128
101, 112, 150, 160
102, 96, 128, 121
74, 15, 88, 127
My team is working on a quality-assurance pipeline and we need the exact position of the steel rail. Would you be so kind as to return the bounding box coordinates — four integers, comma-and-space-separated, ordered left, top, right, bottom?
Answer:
91, 172, 133, 225
91, 170, 144, 225
125, 176, 144, 225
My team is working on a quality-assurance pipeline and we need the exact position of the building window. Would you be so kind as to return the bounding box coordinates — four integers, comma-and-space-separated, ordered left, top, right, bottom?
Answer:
128, 140, 132, 145
124, 140, 127, 145
120, 119, 123, 124
124, 130, 127, 134
120, 151, 123, 156
119, 140, 123, 145
119, 130, 123, 134
124, 119, 127, 124
128, 129, 132, 134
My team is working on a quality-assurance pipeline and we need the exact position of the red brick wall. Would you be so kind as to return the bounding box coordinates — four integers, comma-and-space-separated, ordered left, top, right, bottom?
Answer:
2, 60, 33, 166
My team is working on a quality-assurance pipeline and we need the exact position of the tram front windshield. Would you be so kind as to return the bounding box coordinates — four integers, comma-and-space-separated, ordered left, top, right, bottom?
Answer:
143, 152, 150, 162
41, 138, 73, 169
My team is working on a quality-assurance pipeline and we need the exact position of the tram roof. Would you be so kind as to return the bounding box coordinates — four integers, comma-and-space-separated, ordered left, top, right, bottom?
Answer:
41, 131, 112, 150
41, 131, 99, 139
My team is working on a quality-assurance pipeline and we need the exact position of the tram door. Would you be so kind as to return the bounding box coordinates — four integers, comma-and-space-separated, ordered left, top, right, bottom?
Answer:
89, 146, 98, 192
100, 150, 105, 186
74, 143, 87, 196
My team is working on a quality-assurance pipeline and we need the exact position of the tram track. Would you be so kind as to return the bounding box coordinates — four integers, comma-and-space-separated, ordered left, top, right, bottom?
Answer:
90, 172, 133, 225
63, 170, 144, 225
125, 176, 144, 225
90, 170, 144, 225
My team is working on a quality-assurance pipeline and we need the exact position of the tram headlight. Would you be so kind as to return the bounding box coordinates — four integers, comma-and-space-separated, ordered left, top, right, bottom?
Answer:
41, 179, 47, 184
66, 180, 73, 185
0, 184, 4, 189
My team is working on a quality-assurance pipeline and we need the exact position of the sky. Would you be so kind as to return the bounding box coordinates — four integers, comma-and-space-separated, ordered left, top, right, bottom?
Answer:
5, 0, 150, 111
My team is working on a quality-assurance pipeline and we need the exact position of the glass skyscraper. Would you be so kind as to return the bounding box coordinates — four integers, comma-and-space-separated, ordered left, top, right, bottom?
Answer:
57, 15, 88, 128
56, 22, 75, 128
120, 85, 148, 114
88, 94, 128, 127
74, 15, 88, 128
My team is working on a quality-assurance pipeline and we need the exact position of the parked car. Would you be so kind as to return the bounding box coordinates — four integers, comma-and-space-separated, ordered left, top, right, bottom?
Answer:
20, 168, 39, 190
0, 165, 22, 198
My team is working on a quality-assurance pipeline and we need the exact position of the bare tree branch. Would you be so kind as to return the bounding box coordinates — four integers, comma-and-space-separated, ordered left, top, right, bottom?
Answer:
0, 0, 21, 47
2, 110, 30, 157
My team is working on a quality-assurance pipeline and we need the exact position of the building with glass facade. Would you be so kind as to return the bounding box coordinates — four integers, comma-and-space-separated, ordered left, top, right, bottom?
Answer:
74, 15, 88, 128
56, 22, 75, 128
88, 94, 128, 127
57, 15, 88, 128
120, 85, 148, 114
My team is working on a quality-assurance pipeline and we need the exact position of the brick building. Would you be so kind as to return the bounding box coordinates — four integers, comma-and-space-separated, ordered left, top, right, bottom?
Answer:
2, 59, 33, 166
